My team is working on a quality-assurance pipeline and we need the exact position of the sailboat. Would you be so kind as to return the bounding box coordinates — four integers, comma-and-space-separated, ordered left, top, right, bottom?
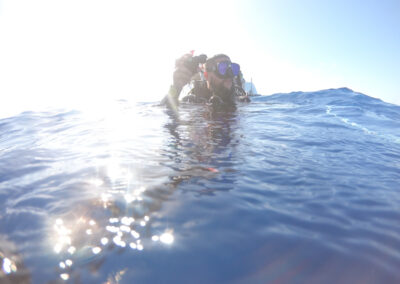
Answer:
245, 77, 259, 96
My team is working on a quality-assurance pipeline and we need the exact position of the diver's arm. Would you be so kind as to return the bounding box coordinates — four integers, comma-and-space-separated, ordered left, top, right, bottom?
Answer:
160, 54, 196, 106
160, 85, 181, 107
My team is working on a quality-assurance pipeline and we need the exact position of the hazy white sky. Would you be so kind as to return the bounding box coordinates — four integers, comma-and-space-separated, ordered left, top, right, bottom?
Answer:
0, 0, 399, 117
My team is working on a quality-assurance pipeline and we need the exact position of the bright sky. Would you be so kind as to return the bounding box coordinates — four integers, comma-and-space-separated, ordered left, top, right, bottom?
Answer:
0, 0, 399, 117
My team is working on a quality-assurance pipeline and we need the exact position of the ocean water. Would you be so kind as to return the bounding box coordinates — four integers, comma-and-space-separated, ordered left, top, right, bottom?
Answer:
1, 88, 400, 283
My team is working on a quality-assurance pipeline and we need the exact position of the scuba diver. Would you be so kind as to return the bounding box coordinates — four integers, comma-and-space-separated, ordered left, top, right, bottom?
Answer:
161, 53, 250, 111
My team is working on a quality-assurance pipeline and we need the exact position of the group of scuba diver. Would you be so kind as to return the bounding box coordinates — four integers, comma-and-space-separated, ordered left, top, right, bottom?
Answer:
161, 52, 251, 111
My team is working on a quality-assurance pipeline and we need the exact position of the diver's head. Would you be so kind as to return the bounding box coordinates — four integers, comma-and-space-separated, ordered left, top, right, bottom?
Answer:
205, 54, 240, 99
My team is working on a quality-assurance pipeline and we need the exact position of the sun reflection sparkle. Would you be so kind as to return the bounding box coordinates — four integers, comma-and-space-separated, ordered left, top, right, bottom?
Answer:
109, 218, 119, 224
60, 273, 69, 280
2, 257, 16, 274
121, 217, 134, 226
67, 246, 76, 254
120, 225, 131, 233
48, 159, 177, 282
92, 247, 102, 254
160, 232, 174, 245
101, 237, 109, 245
53, 219, 73, 254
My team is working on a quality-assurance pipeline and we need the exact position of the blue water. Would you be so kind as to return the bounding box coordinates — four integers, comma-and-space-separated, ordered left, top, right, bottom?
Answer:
1, 88, 400, 283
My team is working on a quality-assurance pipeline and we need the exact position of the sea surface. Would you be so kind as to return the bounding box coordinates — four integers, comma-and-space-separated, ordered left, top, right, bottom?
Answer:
1, 88, 400, 283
